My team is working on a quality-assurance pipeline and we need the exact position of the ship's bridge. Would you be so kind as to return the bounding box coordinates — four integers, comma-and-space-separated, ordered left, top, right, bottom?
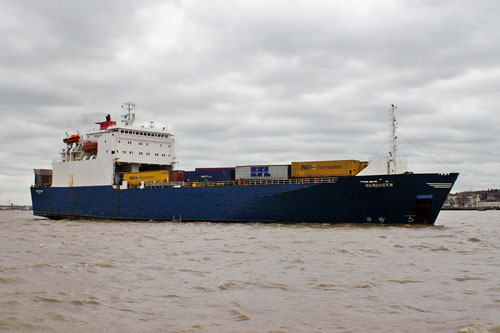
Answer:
52, 111, 177, 188
86, 124, 176, 166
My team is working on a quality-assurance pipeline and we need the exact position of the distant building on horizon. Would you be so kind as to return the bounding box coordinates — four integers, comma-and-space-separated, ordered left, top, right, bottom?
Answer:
444, 189, 500, 210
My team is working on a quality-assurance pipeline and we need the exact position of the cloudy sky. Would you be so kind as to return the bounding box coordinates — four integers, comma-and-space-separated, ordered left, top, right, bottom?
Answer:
1, 0, 499, 205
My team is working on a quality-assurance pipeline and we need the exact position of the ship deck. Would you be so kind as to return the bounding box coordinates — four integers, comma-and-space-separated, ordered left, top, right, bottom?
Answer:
133, 177, 340, 189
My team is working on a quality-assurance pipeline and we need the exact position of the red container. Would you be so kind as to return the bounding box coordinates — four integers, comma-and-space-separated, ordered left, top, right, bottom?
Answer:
169, 170, 185, 181
195, 167, 235, 171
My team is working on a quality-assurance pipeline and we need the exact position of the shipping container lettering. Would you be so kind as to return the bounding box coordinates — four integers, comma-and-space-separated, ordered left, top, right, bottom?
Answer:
301, 165, 342, 170
251, 166, 271, 177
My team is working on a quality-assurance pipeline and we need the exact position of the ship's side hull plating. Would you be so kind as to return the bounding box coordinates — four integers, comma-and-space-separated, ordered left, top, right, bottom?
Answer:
31, 173, 458, 224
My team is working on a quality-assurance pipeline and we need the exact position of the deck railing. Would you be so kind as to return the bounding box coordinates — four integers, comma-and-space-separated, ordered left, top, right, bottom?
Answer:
141, 177, 338, 189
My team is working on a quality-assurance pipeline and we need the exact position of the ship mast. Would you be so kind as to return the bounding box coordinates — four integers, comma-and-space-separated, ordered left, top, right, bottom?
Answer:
121, 101, 136, 126
388, 104, 398, 174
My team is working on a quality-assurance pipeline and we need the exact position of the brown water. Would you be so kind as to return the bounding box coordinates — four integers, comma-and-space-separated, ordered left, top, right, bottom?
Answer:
1, 210, 499, 332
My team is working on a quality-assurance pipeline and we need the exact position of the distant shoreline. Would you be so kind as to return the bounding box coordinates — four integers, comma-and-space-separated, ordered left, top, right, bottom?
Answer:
442, 207, 499, 211
0, 206, 32, 211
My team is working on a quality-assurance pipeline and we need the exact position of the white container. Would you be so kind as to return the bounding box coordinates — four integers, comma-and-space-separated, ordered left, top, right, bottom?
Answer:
236, 165, 289, 179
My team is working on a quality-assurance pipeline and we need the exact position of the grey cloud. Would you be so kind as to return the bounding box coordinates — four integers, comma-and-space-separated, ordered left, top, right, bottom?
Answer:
1, 0, 500, 204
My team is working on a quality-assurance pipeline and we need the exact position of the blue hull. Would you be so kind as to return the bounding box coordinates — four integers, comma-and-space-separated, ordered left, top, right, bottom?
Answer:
31, 173, 458, 224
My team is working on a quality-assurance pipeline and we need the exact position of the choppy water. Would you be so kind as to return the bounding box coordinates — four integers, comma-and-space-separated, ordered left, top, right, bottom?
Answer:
1, 210, 499, 332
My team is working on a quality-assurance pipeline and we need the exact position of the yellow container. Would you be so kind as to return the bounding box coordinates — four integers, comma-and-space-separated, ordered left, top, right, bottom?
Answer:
123, 170, 169, 185
291, 160, 363, 178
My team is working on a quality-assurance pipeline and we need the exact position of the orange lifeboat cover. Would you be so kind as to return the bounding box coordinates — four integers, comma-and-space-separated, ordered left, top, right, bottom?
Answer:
83, 141, 98, 152
63, 135, 80, 144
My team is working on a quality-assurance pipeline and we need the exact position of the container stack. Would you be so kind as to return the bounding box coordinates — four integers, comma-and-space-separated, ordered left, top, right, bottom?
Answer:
185, 168, 235, 182
169, 170, 185, 182
291, 160, 366, 178
123, 170, 169, 185
235, 165, 290, 180
34, 169, 53, 187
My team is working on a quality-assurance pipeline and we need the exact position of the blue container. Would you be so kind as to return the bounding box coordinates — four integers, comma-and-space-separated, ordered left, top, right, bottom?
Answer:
185, 169, 235, 182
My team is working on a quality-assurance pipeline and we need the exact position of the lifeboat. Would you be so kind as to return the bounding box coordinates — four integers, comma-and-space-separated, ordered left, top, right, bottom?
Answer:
83, 141, 98, 152
63, 135, 80, 144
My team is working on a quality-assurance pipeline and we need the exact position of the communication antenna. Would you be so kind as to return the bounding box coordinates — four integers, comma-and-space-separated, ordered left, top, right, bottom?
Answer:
121, 101, 136, 126
388, 104, 398, 174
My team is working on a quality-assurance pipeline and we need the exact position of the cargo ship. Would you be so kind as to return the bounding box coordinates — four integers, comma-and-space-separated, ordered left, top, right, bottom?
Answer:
31, 103, 458, 224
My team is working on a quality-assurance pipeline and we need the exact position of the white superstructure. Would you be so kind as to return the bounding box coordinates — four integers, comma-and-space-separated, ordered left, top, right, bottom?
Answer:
52, 104, 176, 187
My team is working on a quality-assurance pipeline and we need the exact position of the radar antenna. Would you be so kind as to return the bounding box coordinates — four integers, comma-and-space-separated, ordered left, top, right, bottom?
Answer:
121, 101, 136, 126
388, 104, 398, 174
